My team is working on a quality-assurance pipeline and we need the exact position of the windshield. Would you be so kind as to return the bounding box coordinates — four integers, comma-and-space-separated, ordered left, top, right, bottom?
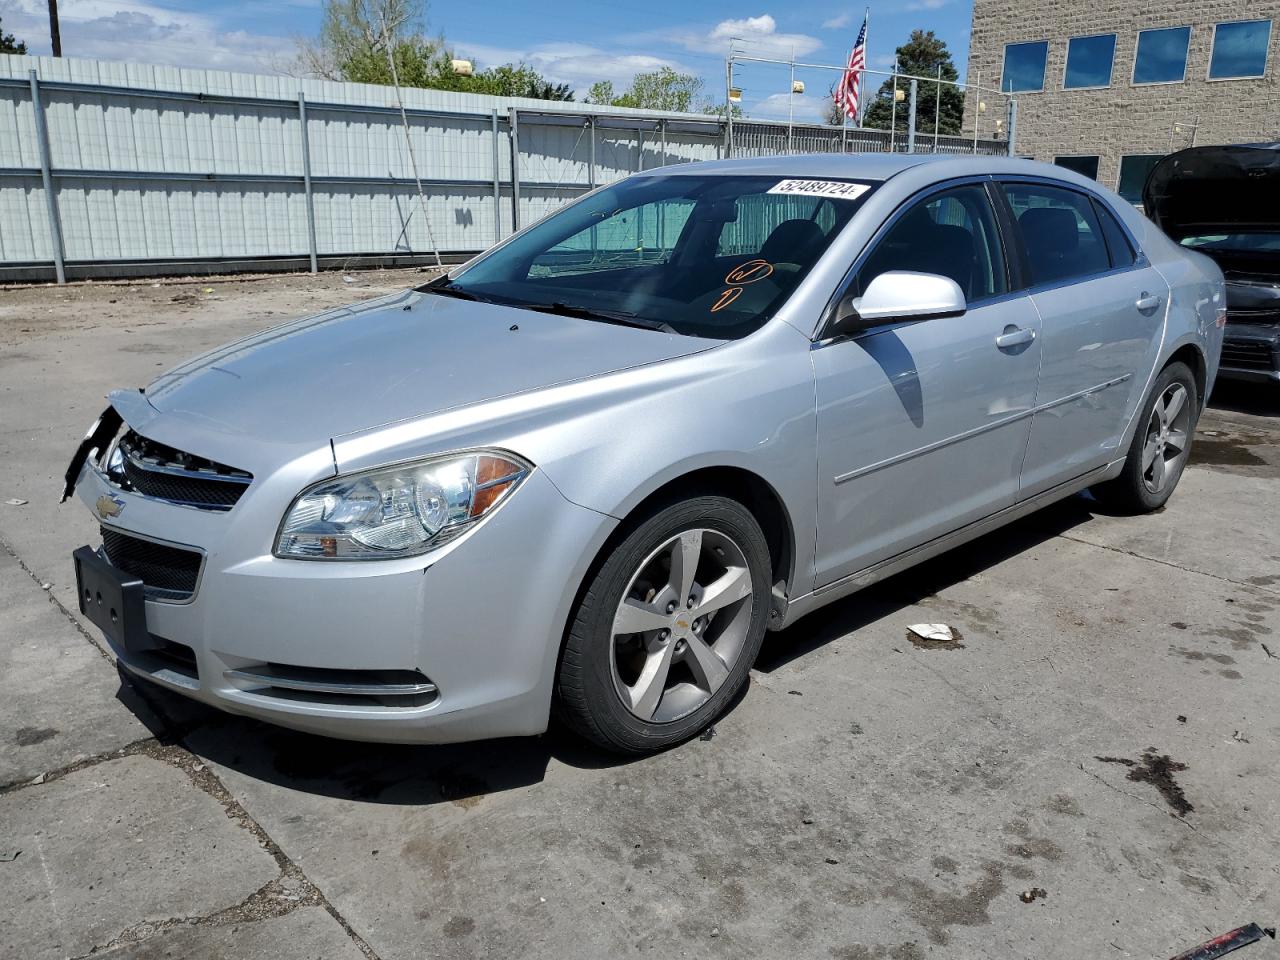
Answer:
433, 174, 876, 339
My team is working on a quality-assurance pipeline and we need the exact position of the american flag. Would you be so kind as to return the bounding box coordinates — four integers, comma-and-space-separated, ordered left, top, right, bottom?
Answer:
835, 13, 868, 123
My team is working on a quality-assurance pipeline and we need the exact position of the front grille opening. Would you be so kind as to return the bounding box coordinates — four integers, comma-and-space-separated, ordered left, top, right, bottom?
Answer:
100, 526, 202, 601
1221, 341, 1274, 371
104, 429, 252, 510
225, 662, 438, 709
143, 636, 199, 679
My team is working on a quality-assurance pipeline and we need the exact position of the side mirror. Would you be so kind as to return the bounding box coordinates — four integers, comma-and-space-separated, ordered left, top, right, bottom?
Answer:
831, 271, 968, 337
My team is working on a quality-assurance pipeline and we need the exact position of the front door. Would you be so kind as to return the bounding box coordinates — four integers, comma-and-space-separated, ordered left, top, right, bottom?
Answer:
813, 182, 1043, 587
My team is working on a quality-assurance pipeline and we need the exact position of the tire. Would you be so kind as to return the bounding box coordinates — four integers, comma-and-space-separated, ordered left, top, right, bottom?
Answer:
1091, 361, 1198, 513
556, 495, 772, 754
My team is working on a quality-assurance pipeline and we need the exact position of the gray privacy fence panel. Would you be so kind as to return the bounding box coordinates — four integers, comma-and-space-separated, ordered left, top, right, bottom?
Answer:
0, 53, 1012, 281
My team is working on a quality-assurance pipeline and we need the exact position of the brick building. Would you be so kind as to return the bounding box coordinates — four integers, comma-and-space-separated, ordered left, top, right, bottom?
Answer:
963, 0, 1280, 202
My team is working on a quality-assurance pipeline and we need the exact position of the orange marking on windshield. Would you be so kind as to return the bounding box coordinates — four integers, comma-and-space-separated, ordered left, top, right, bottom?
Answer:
724, 259, 774, 285
711, 287, 743, 312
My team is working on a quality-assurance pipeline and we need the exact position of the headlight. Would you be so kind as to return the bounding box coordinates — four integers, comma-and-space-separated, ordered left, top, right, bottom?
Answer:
275, 450, 531, 560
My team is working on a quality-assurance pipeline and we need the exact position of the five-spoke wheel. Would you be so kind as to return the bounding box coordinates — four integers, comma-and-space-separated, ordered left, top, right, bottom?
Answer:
556, 496, 770, 753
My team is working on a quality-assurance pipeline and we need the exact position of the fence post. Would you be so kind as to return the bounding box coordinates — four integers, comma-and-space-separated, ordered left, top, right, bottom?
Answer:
508, 108, 521, 232
660, 119, 667, 167
1006, 98, 1018, 157
297, 93, 318, 274
637, 127, 644, 171
29, 70, 66, 285
491, 110, 502, 244
907, 79, 918, 154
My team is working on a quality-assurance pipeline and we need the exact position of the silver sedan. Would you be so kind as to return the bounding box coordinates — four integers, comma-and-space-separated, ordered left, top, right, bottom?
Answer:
65, 154, 1225, 753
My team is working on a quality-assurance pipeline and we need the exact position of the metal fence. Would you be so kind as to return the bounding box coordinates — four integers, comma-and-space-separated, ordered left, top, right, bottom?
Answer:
0, 54, 1011, 283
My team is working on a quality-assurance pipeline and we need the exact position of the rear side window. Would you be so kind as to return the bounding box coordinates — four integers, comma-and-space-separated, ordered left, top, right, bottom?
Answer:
1092, 199, 1136, 268
854, 184, 1008, 302
1003, 183, 1111, 286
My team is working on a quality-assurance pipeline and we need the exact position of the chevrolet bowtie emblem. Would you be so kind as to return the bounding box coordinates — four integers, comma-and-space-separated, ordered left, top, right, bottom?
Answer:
96, 494, 125, 519
675, 620, 689, 629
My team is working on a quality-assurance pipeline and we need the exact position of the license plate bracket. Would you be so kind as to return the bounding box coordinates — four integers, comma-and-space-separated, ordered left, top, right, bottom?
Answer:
72, 545, 155, 654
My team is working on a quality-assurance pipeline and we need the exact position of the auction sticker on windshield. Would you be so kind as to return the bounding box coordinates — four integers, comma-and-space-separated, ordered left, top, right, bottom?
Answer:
767, 180, 871, 200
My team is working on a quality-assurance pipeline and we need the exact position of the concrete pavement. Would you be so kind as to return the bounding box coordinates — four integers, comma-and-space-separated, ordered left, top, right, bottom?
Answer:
1, 271, 1277, 959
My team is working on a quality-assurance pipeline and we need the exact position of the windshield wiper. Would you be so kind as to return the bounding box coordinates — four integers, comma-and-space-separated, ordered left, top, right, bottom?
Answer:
418, 279, 489, 302
523, 301, 676, 334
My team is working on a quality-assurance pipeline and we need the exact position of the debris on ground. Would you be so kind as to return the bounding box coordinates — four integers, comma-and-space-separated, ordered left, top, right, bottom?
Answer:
1177, 715, 1188, 723
1167, 922, 1276, 960
802, 817, 815, 825
4, 498, 27, 505
787, 689, 803, 696
1262, 643, 1277, 660
906, 623, 966, 650
824, 857, 840, 865
1096, 748, 1194, 816
1231, 731, 1250, 744
699, 725, 717, 742
1019, 887, 1047, 903
0, 851, 20, 863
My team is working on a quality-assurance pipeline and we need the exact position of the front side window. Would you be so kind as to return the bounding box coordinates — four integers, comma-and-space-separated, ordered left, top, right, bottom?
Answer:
1054, 156, 1100, 179
854, 184, 1008, 303
1002, 41, 1050, 92
1209, 20, 1272, 79
1117, 154, 1165, 204
1133, 27, 1192, 84
442, 174, 874, 340
1064, 34, 1117, 88
1003, 183, 1111, 286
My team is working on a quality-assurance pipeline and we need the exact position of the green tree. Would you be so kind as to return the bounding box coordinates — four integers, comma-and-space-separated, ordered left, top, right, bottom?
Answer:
861, 30, 964, 135
293, 0, 572, 100
1, 16, 28, 55
586, 67, 728, 115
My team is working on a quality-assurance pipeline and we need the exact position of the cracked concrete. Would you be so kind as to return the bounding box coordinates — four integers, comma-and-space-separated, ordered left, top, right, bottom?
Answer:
2, 272, 1279, 960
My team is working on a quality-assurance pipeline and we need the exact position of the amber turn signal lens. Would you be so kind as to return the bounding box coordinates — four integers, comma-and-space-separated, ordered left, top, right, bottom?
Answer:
470, 455, 524, 518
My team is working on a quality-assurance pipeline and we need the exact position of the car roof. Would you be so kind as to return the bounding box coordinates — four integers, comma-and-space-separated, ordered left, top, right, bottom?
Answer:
636, 151, 1126, 207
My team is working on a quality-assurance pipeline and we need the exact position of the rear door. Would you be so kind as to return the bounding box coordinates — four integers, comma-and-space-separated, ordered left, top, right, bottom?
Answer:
812, 180, 1043, 585
999, 180, 1166, 496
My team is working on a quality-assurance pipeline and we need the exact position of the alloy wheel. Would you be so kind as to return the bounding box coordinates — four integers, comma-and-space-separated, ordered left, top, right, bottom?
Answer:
609, 528, 755, 723
1141, 382, 1191, 494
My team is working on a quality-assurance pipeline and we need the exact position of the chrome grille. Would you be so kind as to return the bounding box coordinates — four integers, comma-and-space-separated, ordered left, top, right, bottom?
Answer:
225, 663, 438, 708
100, 526, 203, 601
106, 430, 251, 510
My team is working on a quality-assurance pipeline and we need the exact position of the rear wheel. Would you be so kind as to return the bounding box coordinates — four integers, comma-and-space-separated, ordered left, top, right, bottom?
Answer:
1091, 361, 1197, 512
556, 496, 771, 754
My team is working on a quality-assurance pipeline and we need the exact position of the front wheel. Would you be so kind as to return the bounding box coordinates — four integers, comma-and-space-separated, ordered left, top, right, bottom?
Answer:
1091, 361, 1198, 512
556, 496, 771, 754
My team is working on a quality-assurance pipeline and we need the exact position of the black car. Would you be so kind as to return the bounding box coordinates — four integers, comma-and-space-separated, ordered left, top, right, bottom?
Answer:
1145, 143, 1280, 385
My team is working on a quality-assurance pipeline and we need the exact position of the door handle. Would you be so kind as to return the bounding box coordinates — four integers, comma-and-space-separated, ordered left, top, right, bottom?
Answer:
1135, 293, 1162, 312
995, 326, 1036, 349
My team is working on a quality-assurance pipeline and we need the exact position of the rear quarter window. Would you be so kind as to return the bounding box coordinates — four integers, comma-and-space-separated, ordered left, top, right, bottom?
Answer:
1003, 183, 1112, 286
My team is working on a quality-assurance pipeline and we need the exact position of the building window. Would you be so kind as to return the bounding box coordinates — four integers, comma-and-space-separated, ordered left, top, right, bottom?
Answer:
1117, 155, 1164, 204
1133, 27, 1192, 84
1064, 34, 1116, 88
1054, 156, 1100, 179
1208, 20, 1272, 79
1001, 41, 1049, 92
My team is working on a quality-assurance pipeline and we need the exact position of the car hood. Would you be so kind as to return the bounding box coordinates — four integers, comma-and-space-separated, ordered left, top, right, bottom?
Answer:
1144, 143, 1280, 273
142, 289, 713, 445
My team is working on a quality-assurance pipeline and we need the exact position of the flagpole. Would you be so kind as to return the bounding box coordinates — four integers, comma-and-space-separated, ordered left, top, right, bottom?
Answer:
859, 7, 869, 129
840, 53, 849, 153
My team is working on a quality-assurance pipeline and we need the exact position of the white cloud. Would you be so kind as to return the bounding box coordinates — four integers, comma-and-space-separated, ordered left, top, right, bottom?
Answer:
821, 12, 853, 30
905, 0, 952, 9
750, 91, 829, 122
664, 14, 822, 60
452, 40, 691, 92
1, 0, 289, 73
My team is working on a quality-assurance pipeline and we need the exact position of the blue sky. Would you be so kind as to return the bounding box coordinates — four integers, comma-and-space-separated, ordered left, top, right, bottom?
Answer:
1, 0, 975, 120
